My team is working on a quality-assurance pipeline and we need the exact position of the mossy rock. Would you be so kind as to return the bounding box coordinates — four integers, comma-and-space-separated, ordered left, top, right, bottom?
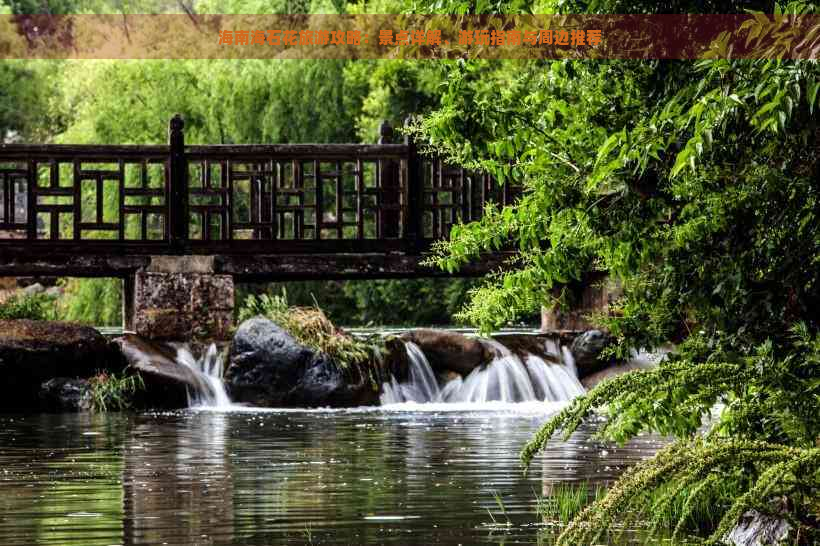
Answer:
0, 319, 124, 411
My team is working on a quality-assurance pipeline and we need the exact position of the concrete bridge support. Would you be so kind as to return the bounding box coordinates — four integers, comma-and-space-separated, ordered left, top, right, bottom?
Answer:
540, 276, 622, 332
124, 256, 235, 341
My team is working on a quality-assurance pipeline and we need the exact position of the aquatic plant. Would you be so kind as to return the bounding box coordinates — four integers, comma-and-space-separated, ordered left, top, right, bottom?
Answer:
88, 372, 145, 412
536, 482, 607, 525
0, 293, 58, 321
486, 490, 512, 526
521, 325, 820, 544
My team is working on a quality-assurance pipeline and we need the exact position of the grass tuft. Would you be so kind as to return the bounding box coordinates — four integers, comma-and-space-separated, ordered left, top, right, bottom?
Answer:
238, 291, 384, 371
88, 372, 144, 412
537, 482, 607, 525
0, 293, 58, 321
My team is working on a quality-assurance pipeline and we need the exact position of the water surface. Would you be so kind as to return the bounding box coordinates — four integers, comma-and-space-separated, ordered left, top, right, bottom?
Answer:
0, 406, 669, 545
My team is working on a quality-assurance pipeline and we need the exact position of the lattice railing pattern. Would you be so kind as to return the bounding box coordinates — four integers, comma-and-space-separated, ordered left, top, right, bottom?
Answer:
0, 117, 518, 254
0, 153, 169, 243
420, 158, 520, 240
0, 162, 28, 237
184, 153, 406, 244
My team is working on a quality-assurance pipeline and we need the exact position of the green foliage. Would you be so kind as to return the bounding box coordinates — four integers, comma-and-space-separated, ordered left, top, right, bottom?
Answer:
540, 440, 819, 545
59, 278, 122, 326
240, 278, 488, 327
88, 371, 144, 412
0, 61, 64, 141
1, 0, 81, 14
0, 293, 58, 321
411, 0, 820, 541
340, 278, 485, 326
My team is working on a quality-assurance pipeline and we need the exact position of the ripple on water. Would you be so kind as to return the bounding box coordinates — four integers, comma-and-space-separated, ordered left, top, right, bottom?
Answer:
0, 409, 669, 546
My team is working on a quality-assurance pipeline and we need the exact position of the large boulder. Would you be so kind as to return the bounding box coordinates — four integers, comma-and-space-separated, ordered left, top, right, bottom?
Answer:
225, 317, 379, 407
0, 320, 122, 411
580, 360, 644, 389
400, 329, 489, 376
570, 329, 613, 378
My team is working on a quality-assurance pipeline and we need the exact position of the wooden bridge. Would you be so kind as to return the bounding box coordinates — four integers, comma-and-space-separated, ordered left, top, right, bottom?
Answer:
0, 115, 516, 281
0, 116, 518, 339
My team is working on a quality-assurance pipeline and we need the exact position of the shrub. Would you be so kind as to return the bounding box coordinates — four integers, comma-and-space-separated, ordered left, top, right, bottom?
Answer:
0, 293, 58, 321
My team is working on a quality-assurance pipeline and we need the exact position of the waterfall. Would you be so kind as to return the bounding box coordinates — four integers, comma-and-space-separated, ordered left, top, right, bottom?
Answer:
380, 341, 441, 404
176, 344, 232, 408
380, 337, 585, 405
525, 355, 585, 401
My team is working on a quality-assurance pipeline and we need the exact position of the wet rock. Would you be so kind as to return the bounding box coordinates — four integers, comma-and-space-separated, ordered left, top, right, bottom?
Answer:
580, 349, 669, 389
382, 336, 410, 382
490, 333, 565, 364
0, 319, 123, 411
725, 510, 792, 546
570, 329, 613, 378
400, 329, 489, 376
22, 282, 45, 296
225, 317, 379, 407
580, 361, 644, 389
39, 378, 91, 412
114, 334, 200, 409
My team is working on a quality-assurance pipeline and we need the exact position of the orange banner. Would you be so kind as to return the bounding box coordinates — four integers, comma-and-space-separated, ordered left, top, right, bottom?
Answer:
1, 14, 818, 59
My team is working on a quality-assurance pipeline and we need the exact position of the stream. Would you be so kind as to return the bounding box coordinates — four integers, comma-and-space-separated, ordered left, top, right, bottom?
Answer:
0, 331, 678, 545
0, 407, 671, 546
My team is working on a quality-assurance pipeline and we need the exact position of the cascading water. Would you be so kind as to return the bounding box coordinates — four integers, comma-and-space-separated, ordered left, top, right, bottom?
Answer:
176, 344, 232, 408
380, 341, 441, 404
380, 336, 586, 405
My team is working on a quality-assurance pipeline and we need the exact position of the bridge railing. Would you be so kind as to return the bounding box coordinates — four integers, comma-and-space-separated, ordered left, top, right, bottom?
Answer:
0, 116, 517, 256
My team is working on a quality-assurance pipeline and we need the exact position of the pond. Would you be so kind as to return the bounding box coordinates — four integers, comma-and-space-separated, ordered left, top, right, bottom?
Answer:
0, 405, 672, 546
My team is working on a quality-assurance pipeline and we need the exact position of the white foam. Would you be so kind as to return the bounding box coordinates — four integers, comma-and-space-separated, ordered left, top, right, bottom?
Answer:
176, 344, 234, 409
380, 338, 586, 406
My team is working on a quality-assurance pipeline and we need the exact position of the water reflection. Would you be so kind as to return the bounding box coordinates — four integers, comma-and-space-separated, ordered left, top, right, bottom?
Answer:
123, 412, 234, 545
0, 409, 671, 545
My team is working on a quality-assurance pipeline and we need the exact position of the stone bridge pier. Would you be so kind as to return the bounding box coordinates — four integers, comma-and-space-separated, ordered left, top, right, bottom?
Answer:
540, 276, 622, 332
123, 256, 235, 341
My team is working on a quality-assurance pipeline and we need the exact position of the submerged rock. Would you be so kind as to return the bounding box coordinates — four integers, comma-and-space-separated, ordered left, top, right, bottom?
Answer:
400, 329, 489, 376
0, 319, 122, 411
570, 329, 613, 378
225, 317, 380, 407
39, 377, 91, 412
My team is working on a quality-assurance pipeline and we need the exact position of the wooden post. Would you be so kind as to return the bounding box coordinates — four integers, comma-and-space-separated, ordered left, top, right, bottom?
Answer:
378, 120, 400, 239
378, 119, 394, 145
168, 114, 188, 250
122, 274, 135, 332
404, 116, 423, 252
26, 160, 36, 240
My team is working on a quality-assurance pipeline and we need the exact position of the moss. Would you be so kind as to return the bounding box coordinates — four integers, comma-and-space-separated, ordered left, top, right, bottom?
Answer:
0, 318, 103, 347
